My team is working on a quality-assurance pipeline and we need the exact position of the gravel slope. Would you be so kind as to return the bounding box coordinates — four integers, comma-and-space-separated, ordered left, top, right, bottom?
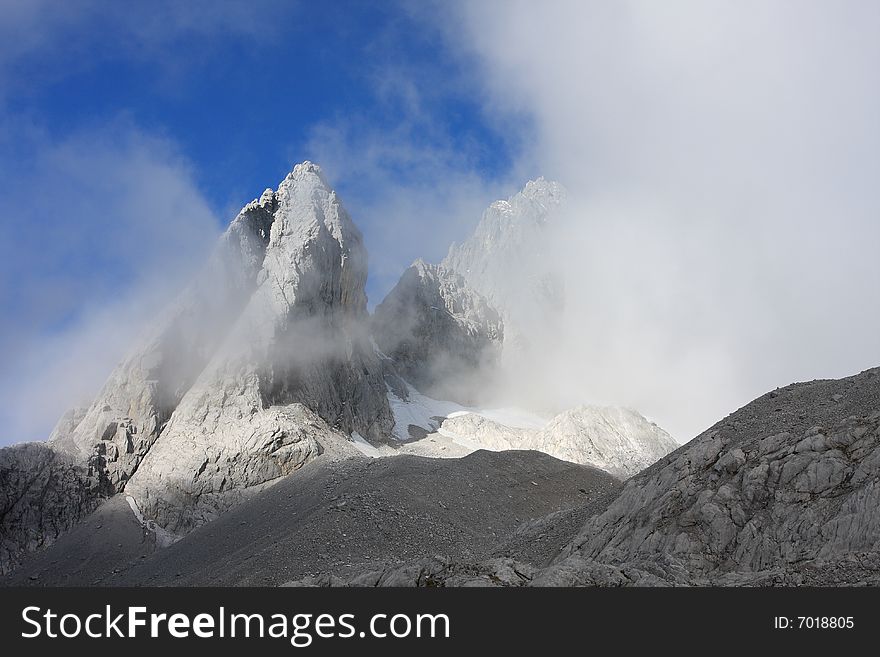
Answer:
283, 367, 880, 587
3, 449, 619, 586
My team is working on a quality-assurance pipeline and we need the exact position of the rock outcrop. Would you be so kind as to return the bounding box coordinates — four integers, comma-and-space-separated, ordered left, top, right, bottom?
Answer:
371, 260, 503, 403
554, 367, 880, 584
122, 162, 392, 533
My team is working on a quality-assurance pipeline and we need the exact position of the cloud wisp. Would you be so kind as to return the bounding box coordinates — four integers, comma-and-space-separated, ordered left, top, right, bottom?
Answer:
431, 0, 880, 441
0, 122, 221, 444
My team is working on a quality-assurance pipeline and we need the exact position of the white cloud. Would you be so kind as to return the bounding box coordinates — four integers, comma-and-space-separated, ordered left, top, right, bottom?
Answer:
437, 0, 880, 440
303, 62, 527, 305
0, 121, 220, 444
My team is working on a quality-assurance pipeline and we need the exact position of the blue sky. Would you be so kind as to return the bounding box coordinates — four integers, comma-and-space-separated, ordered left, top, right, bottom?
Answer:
1, 0, 517, 302
0, 0, 528, 442
2, 1, 879, 447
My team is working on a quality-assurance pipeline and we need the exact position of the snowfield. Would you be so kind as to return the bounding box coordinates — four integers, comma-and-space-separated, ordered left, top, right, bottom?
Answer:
350, 383, 678, 478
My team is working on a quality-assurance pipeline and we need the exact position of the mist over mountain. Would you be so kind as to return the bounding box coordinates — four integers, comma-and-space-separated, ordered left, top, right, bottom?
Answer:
1, 160, 878, 590
0, 163, 679, 574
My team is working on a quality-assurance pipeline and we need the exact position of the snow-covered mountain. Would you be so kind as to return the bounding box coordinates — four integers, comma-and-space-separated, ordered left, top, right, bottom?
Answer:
373, 177, 676, 476
0, 164, 676, 574
437, 406, 676, 478
443, 177, 566, 356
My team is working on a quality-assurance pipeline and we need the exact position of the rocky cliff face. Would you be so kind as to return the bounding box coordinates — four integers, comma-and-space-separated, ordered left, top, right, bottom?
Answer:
371, 260, 503, 404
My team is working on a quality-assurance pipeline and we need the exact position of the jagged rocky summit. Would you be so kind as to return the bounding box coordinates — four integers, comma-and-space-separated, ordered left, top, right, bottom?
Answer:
371, 177, 566, 403
371, 176, 676, 474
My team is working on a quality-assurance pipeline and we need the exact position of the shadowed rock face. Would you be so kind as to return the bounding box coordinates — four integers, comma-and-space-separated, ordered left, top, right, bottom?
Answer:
371, 260, 503, 404
0, 443, 104, 574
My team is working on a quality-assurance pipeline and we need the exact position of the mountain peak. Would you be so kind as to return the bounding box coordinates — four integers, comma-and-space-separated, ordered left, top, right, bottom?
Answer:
283, 160, 328, 185
519, 176, 566, 206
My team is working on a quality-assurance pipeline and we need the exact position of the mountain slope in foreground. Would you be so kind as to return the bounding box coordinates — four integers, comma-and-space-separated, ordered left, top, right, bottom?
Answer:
2, 450, 619, 586
285, 366, 880, 586
7, 367, 880, 587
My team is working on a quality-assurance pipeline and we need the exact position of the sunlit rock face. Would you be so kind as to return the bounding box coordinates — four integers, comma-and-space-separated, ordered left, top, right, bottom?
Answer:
123, 162, 393, 533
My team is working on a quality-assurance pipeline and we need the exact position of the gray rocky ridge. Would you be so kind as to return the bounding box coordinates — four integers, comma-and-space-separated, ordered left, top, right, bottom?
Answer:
550, 366, 880, 585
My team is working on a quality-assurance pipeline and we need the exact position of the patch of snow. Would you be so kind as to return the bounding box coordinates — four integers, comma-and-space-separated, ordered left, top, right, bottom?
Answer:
349, 432, 385, 458
439, 405, 677, 478
384, 382, 676, 477
125, 495, 181, 548
386, 382, 467, 440
126, 495, 144, 523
